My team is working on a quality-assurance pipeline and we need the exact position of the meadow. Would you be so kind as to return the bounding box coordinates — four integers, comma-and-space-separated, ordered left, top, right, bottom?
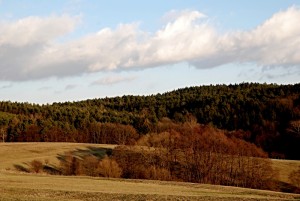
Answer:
0, 142, 299, 201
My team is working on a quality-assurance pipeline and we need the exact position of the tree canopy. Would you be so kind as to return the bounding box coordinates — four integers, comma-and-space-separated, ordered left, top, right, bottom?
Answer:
1, 83, 299, 159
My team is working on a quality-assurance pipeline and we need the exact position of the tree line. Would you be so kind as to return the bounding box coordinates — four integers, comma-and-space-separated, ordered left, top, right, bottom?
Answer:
23, 122, 278, 191
1, 82, 300, 159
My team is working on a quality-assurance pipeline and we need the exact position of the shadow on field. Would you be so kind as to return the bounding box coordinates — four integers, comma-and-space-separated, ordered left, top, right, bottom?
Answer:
56, 146, 114, 176
13, 147, 113, 175
14, 161, 61, 175
14, 164, 30, 173
277, 181, 300, 194
57, 146, 112, 161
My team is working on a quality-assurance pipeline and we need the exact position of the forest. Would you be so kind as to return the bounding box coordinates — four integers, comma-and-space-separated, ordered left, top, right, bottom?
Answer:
0, 82, 300, 160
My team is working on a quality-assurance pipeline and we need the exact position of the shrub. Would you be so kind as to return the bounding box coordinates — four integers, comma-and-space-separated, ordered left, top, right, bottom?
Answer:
144, 166, 172, 181
81, 155, 99, 176
29, 160, 43, 173
97, 156, 122, 178
59, 152, 81, 175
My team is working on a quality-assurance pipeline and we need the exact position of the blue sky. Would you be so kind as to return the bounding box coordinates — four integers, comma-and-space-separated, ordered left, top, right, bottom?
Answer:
0, 0, 299, 104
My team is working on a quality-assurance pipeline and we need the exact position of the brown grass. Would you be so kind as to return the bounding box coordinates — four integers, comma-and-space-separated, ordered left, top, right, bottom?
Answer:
0, 142, 299, 200
0, 142, 116, 170
271, 159, 300, 183
0, 171, 299, 201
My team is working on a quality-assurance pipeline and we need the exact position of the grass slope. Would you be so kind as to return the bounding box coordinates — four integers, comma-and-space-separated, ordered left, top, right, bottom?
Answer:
272, 159, 300, 183
0, 142, 299, 201
0, 142, 116, 170
1, 172, 299, 201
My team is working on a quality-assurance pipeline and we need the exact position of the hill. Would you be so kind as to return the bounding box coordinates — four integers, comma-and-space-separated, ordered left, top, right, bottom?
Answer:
1, 142, 299, 186
0, 142, 299, 201
0, 83, 300, 159
0, 142, 116, 170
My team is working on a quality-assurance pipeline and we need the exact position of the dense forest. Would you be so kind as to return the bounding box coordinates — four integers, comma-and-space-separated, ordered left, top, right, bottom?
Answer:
1, 83, 300, 159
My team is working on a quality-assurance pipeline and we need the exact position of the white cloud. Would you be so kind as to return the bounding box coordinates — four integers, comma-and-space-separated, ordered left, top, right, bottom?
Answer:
0, 15, 77, 46
233, 6, 300, 67
0, 15, 79, 81
189, 7, 300, 69
92, 75, 136, 85
161, 9, 206, 24
0, 7, 300, 81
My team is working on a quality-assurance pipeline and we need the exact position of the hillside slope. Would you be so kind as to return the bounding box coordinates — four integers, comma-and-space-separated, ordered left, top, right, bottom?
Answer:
0, 142, 299, 200
1, 83, 300, 159
1, 171, 299, 201
0, 142, 116, 170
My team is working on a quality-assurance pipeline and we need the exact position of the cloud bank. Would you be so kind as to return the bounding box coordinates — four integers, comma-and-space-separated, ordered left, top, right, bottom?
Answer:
0, 7, 300, 81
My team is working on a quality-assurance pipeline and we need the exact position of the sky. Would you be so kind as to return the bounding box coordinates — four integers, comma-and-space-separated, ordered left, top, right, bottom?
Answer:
0, 0, 300, 104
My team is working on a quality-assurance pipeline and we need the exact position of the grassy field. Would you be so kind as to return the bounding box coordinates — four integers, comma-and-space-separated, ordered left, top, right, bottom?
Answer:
0, 142, 116, 170
0, 142, 299, 201
271, 159, 300, 184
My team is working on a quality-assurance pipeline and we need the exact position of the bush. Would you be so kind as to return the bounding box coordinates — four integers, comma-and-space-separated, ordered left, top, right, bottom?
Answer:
144, 166, 172, 181
97, 156, 122, 178
81, 155, 99, 176
59, 152, 81, 175
29, 160, 43, 173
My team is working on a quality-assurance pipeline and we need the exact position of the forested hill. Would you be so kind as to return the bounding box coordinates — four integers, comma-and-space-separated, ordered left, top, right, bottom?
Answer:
1, 83, 300, 159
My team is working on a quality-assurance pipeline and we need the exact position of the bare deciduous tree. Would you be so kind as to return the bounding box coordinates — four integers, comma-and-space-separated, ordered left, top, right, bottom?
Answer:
0, 126, 7, 143
287, 120, 300, 136
97, 156, 122, 178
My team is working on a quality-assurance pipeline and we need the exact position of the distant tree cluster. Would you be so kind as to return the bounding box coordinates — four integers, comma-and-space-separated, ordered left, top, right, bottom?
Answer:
54, 122, 277, 191
59, 153, 122, 178
0, 83, 300, 159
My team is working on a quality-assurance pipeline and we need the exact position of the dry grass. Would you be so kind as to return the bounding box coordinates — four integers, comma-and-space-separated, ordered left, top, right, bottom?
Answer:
271, 159, 300, 184
0, 142, 299, 200
0, 171, 299, 201
0, 142, 116, 170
